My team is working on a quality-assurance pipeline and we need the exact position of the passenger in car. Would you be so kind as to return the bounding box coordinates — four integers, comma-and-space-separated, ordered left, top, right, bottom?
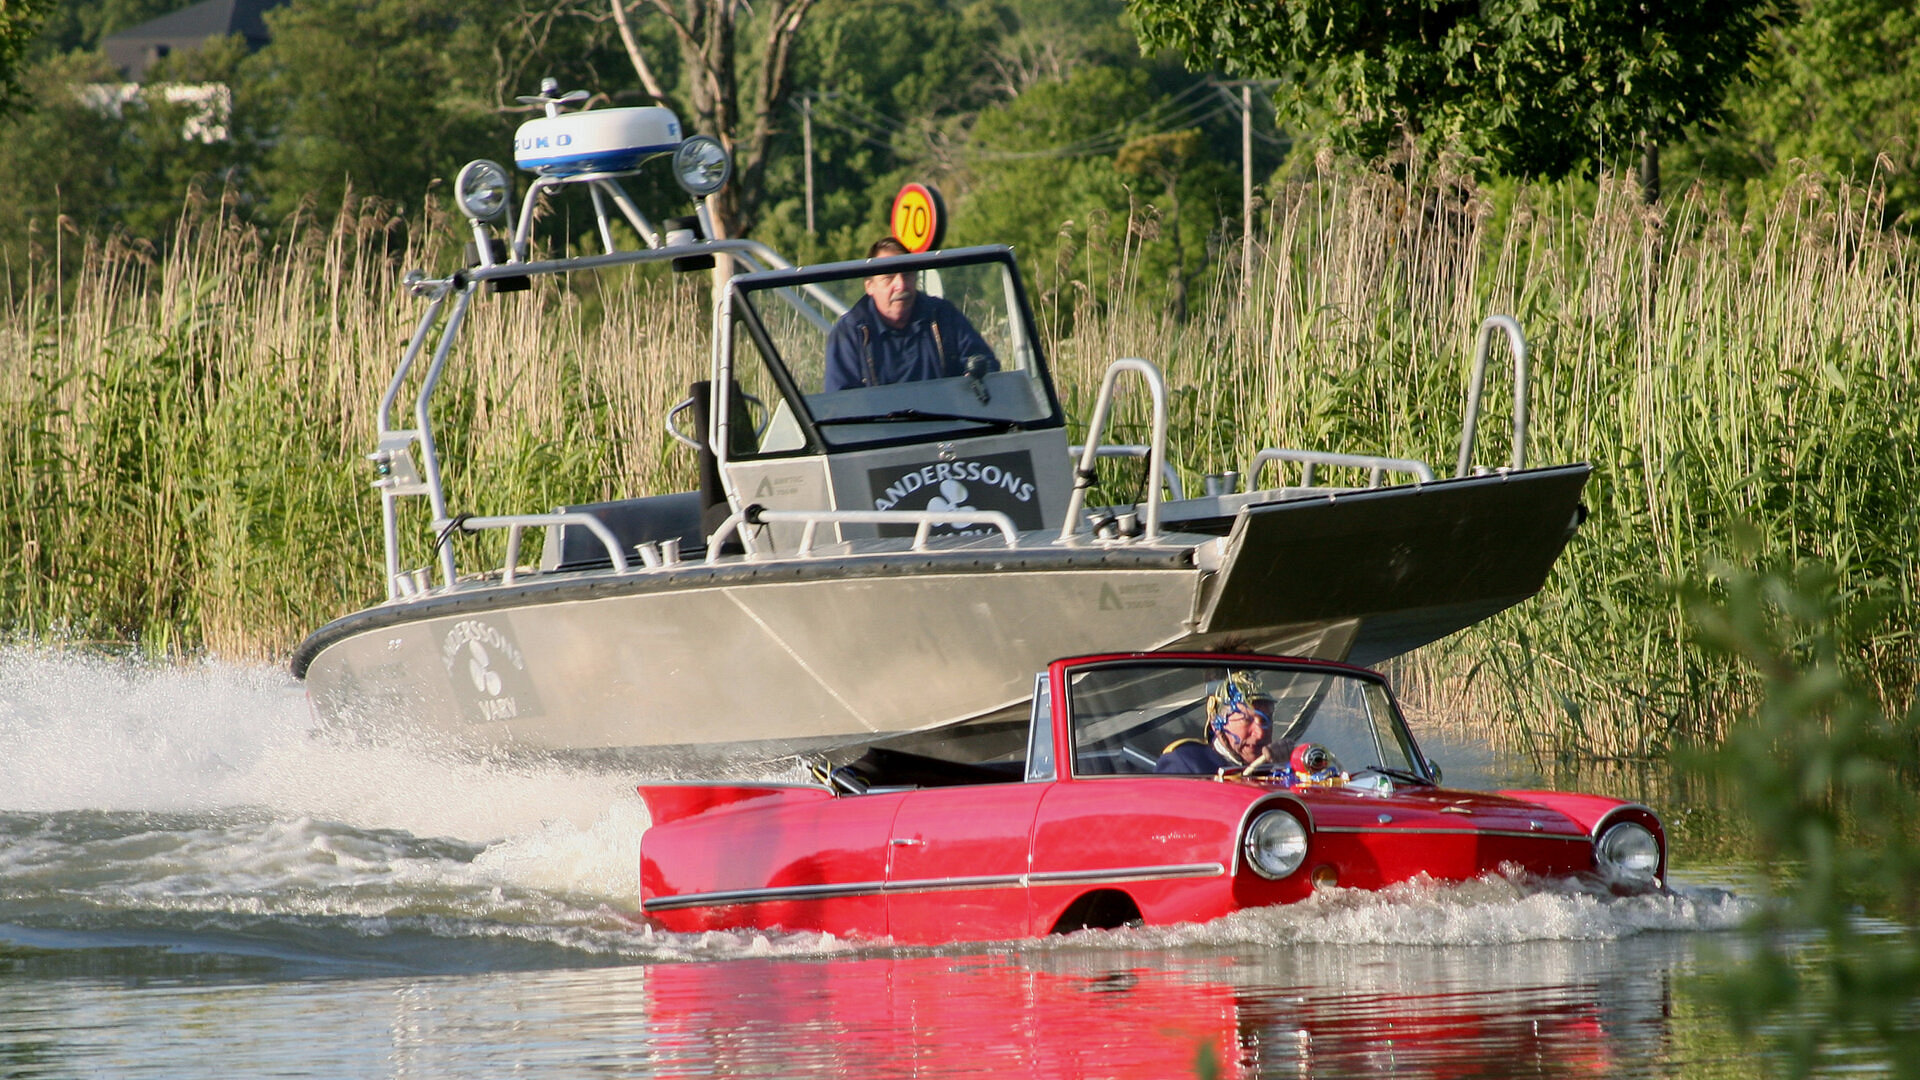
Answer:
824, 237, 999, 391
1155, 673, 1275, 774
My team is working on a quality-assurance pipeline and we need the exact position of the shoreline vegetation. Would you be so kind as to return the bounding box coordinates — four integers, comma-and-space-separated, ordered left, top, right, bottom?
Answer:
3, 158, 1915, 761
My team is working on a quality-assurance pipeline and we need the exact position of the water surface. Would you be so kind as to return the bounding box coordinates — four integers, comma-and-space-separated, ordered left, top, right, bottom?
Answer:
1, 648, 1773, 1077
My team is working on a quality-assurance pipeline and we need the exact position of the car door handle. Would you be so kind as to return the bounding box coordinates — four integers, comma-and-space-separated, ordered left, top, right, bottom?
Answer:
889, 837, 925, 847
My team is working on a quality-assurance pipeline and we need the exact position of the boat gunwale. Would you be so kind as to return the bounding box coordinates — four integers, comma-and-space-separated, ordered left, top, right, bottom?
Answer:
289, 540, 1203, 678
290, 463, 1592, 678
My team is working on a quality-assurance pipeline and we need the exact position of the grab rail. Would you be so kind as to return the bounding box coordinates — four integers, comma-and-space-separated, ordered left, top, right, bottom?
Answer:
459, 512, 630, 584
1456, 315, 1529, 477
706, 507, 1020, 562
1245, 449, 1436, 490
1069, 444, 1185, 501
1060, 359, 1169, 543
414, 287, 477, 587
370, 169, 852, 598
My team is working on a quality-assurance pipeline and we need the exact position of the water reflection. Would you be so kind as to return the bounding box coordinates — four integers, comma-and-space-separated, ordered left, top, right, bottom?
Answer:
0, 650, 1771, 1077
626, 935, 1695, 1079
0, 933, 1734, 1079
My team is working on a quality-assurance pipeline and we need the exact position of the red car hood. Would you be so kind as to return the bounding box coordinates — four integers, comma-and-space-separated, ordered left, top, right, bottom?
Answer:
1281, 783, 1590, 840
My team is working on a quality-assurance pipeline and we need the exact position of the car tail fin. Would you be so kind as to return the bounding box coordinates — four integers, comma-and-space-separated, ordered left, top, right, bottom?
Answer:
637, 783, 828, 826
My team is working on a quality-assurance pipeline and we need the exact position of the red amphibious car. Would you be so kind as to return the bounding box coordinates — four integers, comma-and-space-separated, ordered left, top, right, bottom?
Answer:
637, 653, 1666, 945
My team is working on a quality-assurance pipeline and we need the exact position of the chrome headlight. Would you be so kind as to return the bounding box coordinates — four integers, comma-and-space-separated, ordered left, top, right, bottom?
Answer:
454, 159, 512, 222
1596, 821, 1662, 888
1244, 809, 1309, 880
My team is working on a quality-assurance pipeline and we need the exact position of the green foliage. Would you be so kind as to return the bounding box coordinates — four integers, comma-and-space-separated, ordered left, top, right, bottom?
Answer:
1675, 0, 1920, 224
752, 0, 1001, 257
957, 64, 1151, 254
950, 61, 1239, 318
1126, 0, 1780, 180
0, 46, 250, 283
1685, 548, 1920, 1077
241, 0, 509, 221
0, 0, 55, 109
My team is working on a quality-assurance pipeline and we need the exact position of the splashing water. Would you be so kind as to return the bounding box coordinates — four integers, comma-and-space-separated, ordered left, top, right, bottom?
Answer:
0, 645, 1751, 978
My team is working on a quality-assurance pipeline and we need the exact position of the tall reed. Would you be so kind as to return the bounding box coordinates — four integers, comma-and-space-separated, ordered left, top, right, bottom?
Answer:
1042, 155, 1919, 757
0, 192, 709, 657
4, 160, 1915, 760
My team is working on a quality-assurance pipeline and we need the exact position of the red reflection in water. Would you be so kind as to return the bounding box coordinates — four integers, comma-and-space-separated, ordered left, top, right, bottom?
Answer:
645, 952, 1244, 1077
640, 949, 1639, 1078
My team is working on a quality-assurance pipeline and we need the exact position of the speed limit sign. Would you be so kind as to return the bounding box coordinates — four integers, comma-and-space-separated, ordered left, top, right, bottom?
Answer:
890, 183, 946, 253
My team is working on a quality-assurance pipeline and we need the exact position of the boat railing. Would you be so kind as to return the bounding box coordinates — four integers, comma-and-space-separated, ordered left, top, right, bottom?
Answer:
460, 512, 631, 586
1069, 444, 1185, 501
1456, 315, 1530, 477
704, 507, 1020, 564
370, 235, 844, 599
1244, 449, 1436, 490
1060, 359, 1169, 543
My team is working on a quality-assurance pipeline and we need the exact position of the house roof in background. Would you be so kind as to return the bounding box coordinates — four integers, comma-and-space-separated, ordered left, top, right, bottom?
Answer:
102, 0, 289, 81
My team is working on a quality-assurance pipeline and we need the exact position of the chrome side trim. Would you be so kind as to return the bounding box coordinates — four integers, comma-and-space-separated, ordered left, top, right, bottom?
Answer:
1025, 862, 1224, 888
1318, 826, 1590, 842
643, 878, 891, 912
640, 862, 1224, 913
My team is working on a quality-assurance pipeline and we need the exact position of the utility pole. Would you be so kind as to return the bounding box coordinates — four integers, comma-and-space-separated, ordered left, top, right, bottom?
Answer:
801, 93, 815, 236
1241, 83, 1253, 296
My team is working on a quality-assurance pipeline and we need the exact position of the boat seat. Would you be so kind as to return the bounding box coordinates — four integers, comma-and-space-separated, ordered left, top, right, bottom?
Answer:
835, 747, 1024, 790
688, 379, 757, 555
539, 490, 705, 571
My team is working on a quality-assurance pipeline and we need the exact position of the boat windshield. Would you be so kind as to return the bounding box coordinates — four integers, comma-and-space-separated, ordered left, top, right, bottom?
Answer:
1064, 661, 1427, 783
730, 254, 1056, 454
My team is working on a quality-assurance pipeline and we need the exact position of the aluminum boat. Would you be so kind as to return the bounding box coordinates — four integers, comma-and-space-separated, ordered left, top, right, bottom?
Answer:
291, 85, 1588, 761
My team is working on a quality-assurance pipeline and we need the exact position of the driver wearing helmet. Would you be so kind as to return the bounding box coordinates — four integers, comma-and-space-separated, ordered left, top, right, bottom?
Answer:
1155, 672, 1275, 774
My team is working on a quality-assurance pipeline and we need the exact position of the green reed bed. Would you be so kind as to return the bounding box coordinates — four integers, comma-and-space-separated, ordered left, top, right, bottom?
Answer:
1046, 159, 1919, 758
4, 164, 1916, 759
0, 195, 710, 657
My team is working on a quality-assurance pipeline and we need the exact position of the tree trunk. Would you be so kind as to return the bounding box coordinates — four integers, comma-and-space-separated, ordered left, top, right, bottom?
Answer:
1639, 138, 1660, 205
625, 0, 814, 239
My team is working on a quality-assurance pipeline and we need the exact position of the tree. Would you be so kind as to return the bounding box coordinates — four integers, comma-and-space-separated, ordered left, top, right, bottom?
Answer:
0, 0, 55, 110
956, 63, 1154, 258
0, 44, 251, 279
1115, 128, 1202, 320
746, 0, 1000, 257
1682, 0, 1920, 223
1126, 0, 1780, 186
243, 0, 508, 221
956, 62, 1236, 316
609, 0, 817, 238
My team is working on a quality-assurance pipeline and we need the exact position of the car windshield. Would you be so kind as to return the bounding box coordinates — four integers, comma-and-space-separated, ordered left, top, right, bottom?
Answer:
1065, 661, 1426, 782
731, 254, 1055, 453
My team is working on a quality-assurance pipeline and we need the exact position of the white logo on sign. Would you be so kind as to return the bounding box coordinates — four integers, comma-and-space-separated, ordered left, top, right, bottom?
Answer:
926, 478, 973, 514
468, 640, 504, 697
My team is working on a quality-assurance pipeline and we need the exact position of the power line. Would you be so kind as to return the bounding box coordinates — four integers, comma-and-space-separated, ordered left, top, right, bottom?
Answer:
798, 79, 1246, 164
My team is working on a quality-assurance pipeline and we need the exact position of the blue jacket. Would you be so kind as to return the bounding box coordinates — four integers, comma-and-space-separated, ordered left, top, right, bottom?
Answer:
823, 293, 998, 391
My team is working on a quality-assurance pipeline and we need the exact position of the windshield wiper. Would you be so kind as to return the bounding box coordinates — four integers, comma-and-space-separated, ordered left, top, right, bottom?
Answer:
1353, 764, 1434, 786
815, 409, 1022, 431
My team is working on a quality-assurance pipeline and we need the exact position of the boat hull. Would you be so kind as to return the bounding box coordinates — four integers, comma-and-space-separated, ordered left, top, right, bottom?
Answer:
294, 466, 1588, 759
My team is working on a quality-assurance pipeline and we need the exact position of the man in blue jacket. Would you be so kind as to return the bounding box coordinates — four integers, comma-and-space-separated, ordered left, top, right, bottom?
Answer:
824, 238, 999, 392
1156, 672, 1275, 774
